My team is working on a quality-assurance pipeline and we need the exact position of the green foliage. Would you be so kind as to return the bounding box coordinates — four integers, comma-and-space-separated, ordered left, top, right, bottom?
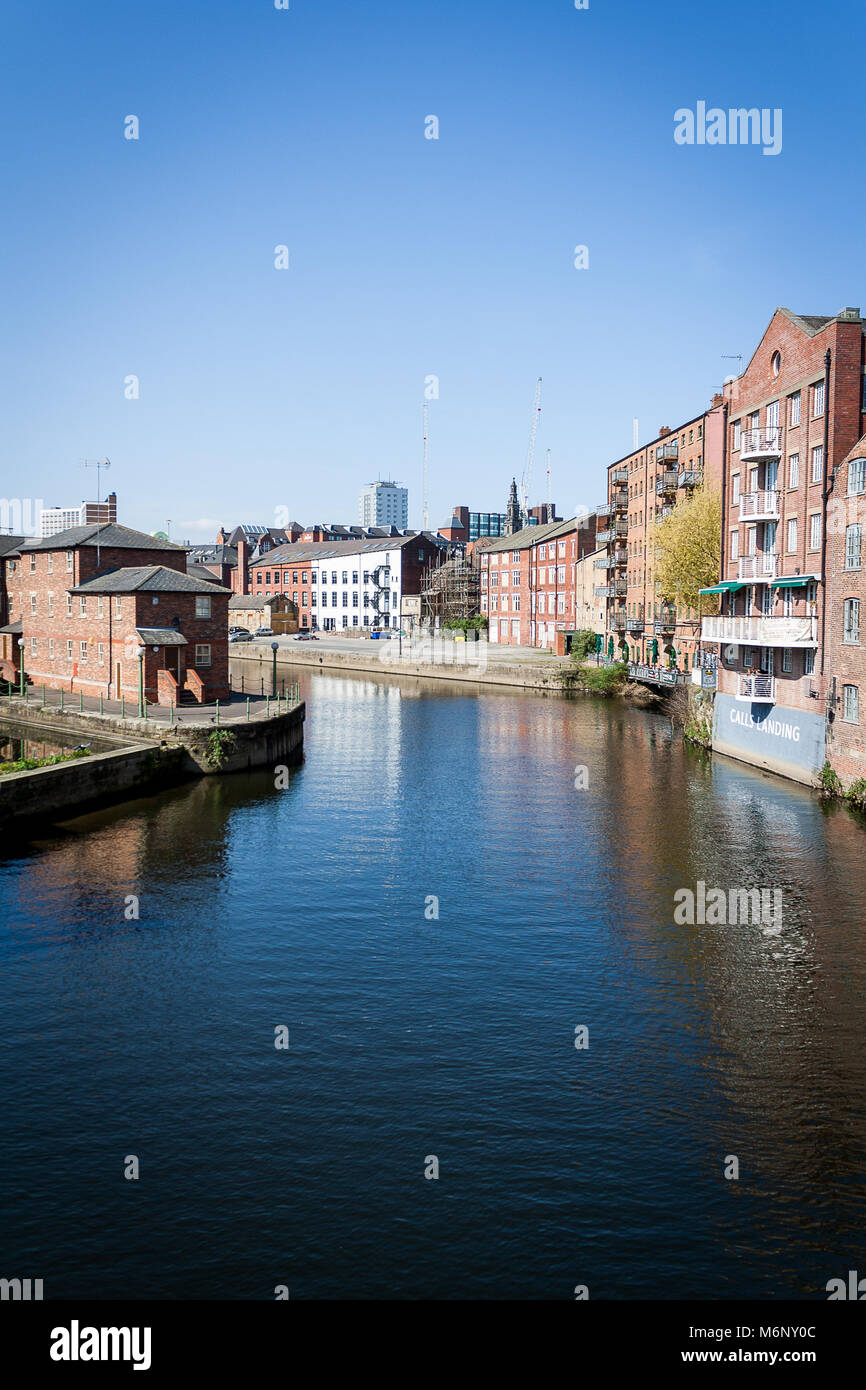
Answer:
572, 662, 628, 696
442, 616, 488, 631
845, 777, 866, 811
568, 629, 599, 661
651, 486, 722, 615
818, 760, 843, 798
204, 729, 236, 769
0, 747, 89, 776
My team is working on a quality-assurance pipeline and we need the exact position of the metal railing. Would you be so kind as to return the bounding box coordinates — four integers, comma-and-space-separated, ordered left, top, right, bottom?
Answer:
739, 425, 781, 460
738, 673, 775, 703
739, 490, 780, 520
655, 470, 679, 495
737, 553, 777, 581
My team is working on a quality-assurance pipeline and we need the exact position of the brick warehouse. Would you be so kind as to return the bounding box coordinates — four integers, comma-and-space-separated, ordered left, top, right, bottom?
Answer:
6, 523, 230, 706
596, 404, 725, 668
701, 306, 866, 784
479, 515, 598, 649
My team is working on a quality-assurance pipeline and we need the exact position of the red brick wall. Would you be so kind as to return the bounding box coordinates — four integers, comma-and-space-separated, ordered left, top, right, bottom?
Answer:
824, 433, 866, 785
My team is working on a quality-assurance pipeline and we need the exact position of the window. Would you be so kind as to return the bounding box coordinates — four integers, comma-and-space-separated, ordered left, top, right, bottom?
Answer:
66, 640, 73, 660
845, 524, 862, 569
29, 593, 36, 615
98, 643, 105, 665
849, 458, 866, 496
28, 553, 36, 573
66, 595, 72, 617
743, 647, 754, 669
195, 644, 212, 667
341, 571, 348, 584
352, 572, 358, 584
195, 596, 211, 618
513, 593, 520, 612
733, 420, 741, 450
513, 550, 520, 562
843, 598, 860, 644
30, 636, 37, 656
79, 641, 87, 664
79, 596, 87, 617
812, 380, 825, 417
787, 518, 798, 553
47, 553, 53, 573
47, 592, 53, 616
352, 592, 358, 607
66, 551, 74, 572
292, 592, 298, 605
115, 597, 122, 615
730, 529, 739, 560
264, 572, 271, 586
811, 445, 824, 483
843, 684, 859, 723
48, 638, 54, 661
97, 596, 103, 618
331, 572, 337, 585
342, 592, 348, 607
732, 473, 741, 503
788, 453, 799, 489
766, 400, 779, 428
789, 391, 801, 426
804, 648, 815, 675
809, 514, 822, 551
511, 569, 519, 586
557, 566, 565, 583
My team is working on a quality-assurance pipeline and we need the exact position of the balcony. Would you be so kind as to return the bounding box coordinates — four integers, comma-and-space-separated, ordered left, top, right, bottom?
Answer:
596, 519, 628, 544
702, 614, 818, 648
595, 581, 627, 598
655, 470, 679, 495
654, 608, 677, 634
626, 615, 644, 634
596, 493, 628, 517
737, 673, 776, 704
739, 490, 780, 521
678, 469, 703, 488
740, 426, 781, 462
656, 442, 678, 465
594, 550, 627, 570
658, 504, 674, 519
738, 554, 777, 582
610, 467, 629, 484
610, 611, 627, 631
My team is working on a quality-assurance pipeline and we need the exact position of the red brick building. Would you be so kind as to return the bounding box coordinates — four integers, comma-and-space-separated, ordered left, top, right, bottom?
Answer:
479, 516, 597, 649
823, 431, 866, 787
597, 404, 725, 668
12, 523, 230, 706
701, 306, 866, 783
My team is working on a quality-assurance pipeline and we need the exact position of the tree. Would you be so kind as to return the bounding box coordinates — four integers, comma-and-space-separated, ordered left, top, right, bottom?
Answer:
650, 486, 721, 616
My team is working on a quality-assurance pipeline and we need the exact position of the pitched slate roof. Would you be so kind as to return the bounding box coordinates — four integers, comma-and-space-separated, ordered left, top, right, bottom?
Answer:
71, 565, 231, 595
482, 517, 581, 554
21, 523, 187, 553
135, 628, 189, 647
0, 535, 26, 558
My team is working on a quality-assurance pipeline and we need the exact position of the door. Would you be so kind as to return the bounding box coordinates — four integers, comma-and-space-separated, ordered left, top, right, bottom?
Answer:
765, 459, 778, 492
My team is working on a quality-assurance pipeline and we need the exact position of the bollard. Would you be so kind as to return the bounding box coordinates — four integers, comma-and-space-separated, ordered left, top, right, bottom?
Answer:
170, 701, 175, 726
60, 688, 64, 712
79, 692, 83, 713
121, 695, 125, 718
215, 700, 220, 726
246, 697, 250, 722
99, 694, 103, 716
266, 695, 270, 718
42, 684, 46, 709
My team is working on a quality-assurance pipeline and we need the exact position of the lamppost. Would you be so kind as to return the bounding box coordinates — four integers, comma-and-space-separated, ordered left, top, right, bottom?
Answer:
271, 640, 278, 696
137, 644, 146, 717
17, 636, 25, 695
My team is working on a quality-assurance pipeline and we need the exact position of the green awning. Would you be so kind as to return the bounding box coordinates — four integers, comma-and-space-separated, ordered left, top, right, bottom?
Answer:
699, 581, 745, 594
770, 576, 810, 589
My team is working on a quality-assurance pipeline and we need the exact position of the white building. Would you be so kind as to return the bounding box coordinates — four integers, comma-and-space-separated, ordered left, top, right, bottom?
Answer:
359, 480, 408, 529
40, 494, 117, 537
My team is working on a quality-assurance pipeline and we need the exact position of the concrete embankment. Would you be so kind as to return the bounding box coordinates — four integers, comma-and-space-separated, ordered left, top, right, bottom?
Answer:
231, 641, 567, 691
0, 701, 305, 828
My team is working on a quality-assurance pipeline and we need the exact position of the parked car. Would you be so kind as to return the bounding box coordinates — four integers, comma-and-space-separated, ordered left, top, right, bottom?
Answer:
293, 632, 319, 641
229, 631, 253, 643
252, 627, 276, 638
228, 626, 250, 635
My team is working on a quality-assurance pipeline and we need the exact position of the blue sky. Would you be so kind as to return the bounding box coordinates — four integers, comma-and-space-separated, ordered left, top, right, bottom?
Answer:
1, 0, 864, 539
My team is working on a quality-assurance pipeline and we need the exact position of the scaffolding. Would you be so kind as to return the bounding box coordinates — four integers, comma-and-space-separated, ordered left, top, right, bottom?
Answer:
421, 553, 480, 625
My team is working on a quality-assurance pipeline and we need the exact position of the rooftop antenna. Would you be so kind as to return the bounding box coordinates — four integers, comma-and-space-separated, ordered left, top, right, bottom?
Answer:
722, 354, 743, 372
422, 401, 430, 532
83, 457, 111, 568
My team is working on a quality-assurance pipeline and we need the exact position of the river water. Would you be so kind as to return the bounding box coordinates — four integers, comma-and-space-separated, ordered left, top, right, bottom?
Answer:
1, 665, 864, 1299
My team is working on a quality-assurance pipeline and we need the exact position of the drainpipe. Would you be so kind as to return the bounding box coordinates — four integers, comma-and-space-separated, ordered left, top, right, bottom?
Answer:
819, 348, 832, 677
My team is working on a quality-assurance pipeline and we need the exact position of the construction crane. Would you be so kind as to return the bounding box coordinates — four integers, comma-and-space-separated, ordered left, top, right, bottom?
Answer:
519, 377, 542, 527
422, 401, 429, 531
545, 448, 552, 522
